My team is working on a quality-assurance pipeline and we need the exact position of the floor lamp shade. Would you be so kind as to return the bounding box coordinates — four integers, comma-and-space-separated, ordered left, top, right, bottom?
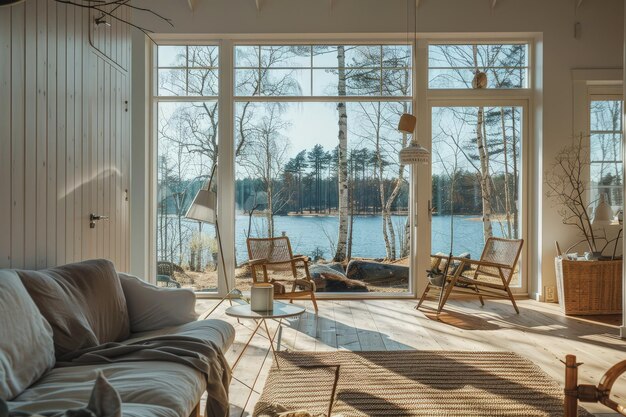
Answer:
186, 188, 217, 224
592, 193, 613, 226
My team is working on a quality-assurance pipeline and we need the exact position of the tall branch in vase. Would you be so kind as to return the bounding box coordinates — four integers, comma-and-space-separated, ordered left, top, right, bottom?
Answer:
54, 0, 173, 41
545, 134, 598, 253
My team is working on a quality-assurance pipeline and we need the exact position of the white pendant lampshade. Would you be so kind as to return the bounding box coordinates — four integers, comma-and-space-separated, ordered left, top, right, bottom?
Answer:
186, 188, 217, 224
399, 141, 430, 165
397, 113, 430, 165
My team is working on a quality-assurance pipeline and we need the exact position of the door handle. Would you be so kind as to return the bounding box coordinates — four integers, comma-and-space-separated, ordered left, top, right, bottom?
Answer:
89, 214, 109, 229
428, 200, 434, 221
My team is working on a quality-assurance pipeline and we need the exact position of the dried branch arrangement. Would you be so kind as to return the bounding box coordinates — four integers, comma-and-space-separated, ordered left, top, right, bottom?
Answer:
545, 134, 620, 255
60, 0, 173, 39
1, 0, 172, 40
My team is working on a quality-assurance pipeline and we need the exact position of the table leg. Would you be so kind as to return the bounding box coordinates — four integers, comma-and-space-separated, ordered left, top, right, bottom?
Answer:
276, 321, 283, 351
231, 319, 263, 372
262, 318, 282, 369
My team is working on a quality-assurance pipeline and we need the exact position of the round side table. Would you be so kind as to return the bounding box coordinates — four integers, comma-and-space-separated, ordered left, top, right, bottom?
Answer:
226, 301, 305, 370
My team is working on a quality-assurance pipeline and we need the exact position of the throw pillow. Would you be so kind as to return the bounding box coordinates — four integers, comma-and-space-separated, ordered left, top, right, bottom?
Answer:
0, 271, 55, 401
17, 259, 130, 358
118, 273, 197, 333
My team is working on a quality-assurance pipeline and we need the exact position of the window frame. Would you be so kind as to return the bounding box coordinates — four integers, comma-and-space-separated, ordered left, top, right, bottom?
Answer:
427, 41, 531, 90
416, 36, 536, 297
572, 72, 623, 210
147, 33, 538, 299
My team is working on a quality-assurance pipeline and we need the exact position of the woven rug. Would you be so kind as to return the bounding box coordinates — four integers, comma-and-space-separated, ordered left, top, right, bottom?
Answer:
253, 351, 592, 417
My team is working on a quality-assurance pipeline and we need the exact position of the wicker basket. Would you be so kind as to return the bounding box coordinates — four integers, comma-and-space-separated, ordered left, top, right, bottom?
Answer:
554, 257, 622, 315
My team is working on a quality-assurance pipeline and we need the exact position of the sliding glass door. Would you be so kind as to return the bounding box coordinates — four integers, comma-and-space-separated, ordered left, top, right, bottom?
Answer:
430, 102, 526, 290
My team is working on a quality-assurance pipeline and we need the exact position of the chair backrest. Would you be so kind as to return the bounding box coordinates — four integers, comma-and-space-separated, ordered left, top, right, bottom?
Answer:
247, 236, 294, 265
477, 237, 524, 280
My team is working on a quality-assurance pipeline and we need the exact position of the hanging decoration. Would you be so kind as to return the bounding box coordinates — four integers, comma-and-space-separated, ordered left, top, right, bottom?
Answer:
472, 71, 488, 89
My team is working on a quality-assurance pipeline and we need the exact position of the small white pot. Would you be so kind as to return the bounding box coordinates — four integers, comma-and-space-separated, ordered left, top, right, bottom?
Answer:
250, 283, 274, 312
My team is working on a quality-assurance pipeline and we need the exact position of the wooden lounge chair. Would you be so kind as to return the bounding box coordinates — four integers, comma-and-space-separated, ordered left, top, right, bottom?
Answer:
156, 261, 191, 288
563, 354, 626, 416
417, 237, 524, 314
247, 236, 318, 313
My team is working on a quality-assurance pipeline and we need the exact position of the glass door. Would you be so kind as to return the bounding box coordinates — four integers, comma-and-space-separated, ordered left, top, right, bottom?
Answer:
430, 103, 526, 291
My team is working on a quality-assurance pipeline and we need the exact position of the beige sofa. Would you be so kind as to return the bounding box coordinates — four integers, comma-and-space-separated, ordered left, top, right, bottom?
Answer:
0, 259, 235, 417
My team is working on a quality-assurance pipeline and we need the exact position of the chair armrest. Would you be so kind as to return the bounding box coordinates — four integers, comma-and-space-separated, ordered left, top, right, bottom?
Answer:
291, 255, 309, 264
118, 273, 198, 333
447, 257, 512, 270
248, 258, 269, 266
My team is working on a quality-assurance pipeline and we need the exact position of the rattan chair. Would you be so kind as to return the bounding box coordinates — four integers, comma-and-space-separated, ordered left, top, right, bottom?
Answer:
417, 237, 524, 314
247, 236, 318, 313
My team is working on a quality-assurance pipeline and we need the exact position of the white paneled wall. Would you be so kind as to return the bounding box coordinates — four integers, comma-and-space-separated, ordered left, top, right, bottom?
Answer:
0, 0, 131, 271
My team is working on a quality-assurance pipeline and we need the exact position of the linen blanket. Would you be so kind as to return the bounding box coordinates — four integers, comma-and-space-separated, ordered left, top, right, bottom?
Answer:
56, 334, 231, 417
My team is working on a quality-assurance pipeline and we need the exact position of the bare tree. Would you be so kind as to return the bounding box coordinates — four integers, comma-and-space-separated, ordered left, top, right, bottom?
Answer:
238, 103, 291, 237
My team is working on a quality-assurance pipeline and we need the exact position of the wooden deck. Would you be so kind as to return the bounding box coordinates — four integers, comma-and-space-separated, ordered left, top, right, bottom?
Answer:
195, 297, 625, 417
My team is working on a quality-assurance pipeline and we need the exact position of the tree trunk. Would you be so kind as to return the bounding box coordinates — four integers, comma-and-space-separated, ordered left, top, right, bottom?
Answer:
500, 108, 513, 238
511, 107, 519, 238
190, 247, 196, 272
401, 217, 410, 258
472, 45, 493, 241
476, 106, 493, 240
334, 45, 349, 262
177, 199, 183, 265
347, 158, 354, 261
266, 172, 274, 238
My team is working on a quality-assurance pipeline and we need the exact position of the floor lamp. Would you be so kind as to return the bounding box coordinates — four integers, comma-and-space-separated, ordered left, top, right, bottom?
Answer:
186, 165, 242, 319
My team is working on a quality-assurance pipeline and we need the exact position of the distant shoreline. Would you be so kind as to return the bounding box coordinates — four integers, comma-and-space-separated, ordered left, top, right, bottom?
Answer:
236, 211, 498, 218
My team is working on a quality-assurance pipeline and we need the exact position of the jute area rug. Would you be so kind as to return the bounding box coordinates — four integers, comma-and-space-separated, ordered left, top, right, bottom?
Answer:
253, 351, 592, 417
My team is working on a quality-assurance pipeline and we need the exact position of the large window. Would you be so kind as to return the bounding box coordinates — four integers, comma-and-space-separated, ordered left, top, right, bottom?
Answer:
150, 37, 536, 297
155, 45, 219, 292
233, 44, 413, 294
589, 99, 623, 209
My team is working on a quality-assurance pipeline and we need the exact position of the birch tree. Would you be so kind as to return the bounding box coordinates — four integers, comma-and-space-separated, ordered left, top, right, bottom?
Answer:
334, 45, 350, 262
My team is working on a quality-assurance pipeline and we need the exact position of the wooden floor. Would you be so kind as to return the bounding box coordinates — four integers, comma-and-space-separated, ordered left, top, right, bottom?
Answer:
195, 297, 626, 417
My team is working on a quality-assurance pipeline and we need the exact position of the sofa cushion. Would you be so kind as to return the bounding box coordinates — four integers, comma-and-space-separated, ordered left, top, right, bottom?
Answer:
118, 273, 197, 333
0, 270, 56, 401
125, 319, 236, 354
8, 362, 205, 417
17, 259, 130, 358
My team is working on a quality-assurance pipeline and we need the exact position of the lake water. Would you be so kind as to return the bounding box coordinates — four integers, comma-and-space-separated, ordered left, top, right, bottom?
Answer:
233, 214, 509, 265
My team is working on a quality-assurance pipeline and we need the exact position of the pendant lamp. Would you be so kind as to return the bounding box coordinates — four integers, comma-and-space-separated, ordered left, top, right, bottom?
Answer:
397, 0, 429, 165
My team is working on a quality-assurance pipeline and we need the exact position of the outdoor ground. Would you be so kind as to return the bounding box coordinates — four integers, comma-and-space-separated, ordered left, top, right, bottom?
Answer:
174, 259, 411, 293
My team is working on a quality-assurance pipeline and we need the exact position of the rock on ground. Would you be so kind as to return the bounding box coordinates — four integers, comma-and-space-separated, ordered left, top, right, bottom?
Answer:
309, 264, 369, 292
346, 260, 409, 287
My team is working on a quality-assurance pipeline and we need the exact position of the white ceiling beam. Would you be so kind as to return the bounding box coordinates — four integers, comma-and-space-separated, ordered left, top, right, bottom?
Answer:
187, 0, 197, 11
255, 0, 262, 12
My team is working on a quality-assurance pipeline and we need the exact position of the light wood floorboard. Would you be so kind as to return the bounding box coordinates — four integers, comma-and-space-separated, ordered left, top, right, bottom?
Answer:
195, 298, 626, 417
